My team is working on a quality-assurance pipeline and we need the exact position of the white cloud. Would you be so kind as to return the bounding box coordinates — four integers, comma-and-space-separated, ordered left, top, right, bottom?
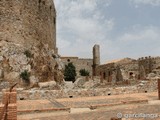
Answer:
112, 26, 160, 60
119, 27, 160, 42
130, 0, 160, 6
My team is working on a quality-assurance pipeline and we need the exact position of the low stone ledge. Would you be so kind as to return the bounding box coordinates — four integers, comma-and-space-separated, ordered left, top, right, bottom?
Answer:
17, 107, 70, 114
89, 99, 148, 109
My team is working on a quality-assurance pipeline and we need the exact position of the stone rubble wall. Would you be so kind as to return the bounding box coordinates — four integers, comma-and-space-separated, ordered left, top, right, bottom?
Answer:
12, 80, 157, 100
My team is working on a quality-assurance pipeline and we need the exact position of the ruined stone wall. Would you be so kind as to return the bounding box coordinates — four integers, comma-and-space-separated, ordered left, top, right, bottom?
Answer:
96, 63, 123, 82
119, 56, 160, 79
76, 58, 93, 76
96, 60, 139, 82
96, 56, 160, 81
138, 57, 153, 77
119, 62, 139, 71
13, 80, 157, 99
119, 62, 139, 80
0, 0, 57, 52
138, 57, 160, 77
137, 56, 160, 79
152, 57, 160, 69
61, 57, 93, 76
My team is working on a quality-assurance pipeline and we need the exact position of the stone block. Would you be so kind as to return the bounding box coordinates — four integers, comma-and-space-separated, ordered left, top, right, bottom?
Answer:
4, 72, 19, 82
0, 69, 4, 78
2, 92, 17, 104
7, 104, 17, 120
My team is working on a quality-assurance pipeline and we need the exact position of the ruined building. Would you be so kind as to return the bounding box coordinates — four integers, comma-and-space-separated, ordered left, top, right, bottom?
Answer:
0, 0, 63, 87
92, 45, 160, 82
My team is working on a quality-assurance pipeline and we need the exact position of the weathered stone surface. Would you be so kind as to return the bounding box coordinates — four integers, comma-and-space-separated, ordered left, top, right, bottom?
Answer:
4, 72, 19, 82
0, 0, 57, 51
0, 56, 3, 61
74, 77, 86, 88
38, 81, 56, 89
0, 0, 64, 88
14, 79, 157, 100
0, 69, 4, 78
0, 38, 63, 88
0, 81, 10, 91
29, 75, 39, 88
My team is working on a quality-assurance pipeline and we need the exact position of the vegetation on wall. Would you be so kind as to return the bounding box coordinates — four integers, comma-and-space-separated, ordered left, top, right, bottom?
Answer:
79, 69, 90, 76
64, 63, 77, 83
24, 50, 32, 58
20, 70, 30, 83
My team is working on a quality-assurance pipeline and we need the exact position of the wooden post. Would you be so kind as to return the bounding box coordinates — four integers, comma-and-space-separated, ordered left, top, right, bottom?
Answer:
158, 79, 160, 100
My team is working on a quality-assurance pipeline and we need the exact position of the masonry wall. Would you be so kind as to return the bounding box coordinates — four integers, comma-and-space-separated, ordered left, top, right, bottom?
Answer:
96, 63, 123, 82
119, 62, 139, 80
138, 56, 160, 79
152, 57, 160, 69
138, 57, 153, 78
0, 0, 57, 51
0, 89, 17, 120
96, 56, 160, 81
93, 45, 100, 76
96, 60, 139, 82
61, 57, 93, 76
13, 80, 157, 99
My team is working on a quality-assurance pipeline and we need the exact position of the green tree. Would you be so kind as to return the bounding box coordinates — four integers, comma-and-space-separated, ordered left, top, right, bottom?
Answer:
20, 70, 30, 83
64, 63, 77, 82
79, 69, 90, 76
24, 50, 32, 58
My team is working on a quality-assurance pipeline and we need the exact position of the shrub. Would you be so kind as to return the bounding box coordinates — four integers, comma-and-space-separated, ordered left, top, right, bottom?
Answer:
20, 70, 30, 83
79, 69, 90, 76
24, 50, 32, 58
64, 63, 77, 82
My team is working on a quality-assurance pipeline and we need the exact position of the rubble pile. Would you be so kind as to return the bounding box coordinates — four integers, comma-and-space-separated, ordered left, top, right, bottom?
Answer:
14, 79, 157, 100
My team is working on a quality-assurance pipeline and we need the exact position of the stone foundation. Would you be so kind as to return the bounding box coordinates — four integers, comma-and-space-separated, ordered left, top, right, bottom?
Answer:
15, 82, 157, 100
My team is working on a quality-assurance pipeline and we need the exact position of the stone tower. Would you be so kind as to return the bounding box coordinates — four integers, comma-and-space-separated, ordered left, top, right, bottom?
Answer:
0, 0, 57, 52
93, 44, 100, 76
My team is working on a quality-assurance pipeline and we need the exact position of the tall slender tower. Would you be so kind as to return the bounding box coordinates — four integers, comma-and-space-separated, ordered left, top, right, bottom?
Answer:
93, 44, 100, 76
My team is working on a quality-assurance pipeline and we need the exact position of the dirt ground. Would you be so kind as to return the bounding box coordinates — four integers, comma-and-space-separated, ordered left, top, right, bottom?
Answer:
18, 92, 160, 120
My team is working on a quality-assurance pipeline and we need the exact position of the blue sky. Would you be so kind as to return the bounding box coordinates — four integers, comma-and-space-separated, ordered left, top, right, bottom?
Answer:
54, 0, 160, 64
